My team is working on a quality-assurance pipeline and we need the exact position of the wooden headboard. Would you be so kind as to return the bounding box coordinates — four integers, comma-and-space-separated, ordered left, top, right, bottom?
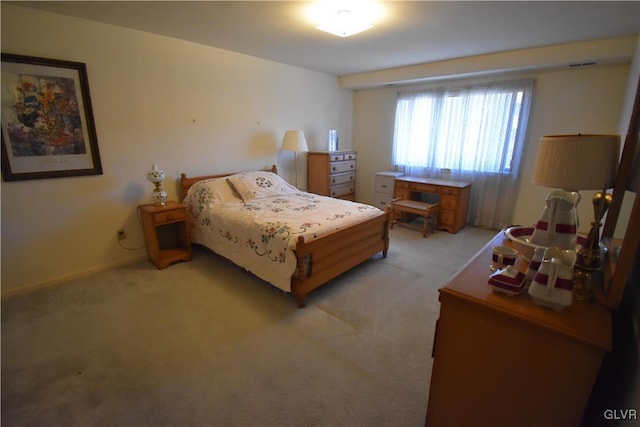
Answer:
179, 164, 278, 198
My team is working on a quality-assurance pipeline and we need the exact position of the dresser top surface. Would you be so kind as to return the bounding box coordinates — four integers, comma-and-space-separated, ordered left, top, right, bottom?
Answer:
440, 231, 612, 351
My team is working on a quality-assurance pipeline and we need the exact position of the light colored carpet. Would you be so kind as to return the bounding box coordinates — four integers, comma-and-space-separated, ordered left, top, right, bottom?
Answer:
1, 225, 497, 427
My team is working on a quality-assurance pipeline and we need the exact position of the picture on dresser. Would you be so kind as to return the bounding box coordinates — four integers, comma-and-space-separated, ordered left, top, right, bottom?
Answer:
1, 53, 102, 181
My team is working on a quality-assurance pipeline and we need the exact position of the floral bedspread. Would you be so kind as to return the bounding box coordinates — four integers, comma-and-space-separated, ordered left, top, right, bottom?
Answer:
185, 192, 383, 292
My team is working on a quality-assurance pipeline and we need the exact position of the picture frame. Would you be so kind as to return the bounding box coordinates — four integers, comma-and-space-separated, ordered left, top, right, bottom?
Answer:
1, 53, 102, 181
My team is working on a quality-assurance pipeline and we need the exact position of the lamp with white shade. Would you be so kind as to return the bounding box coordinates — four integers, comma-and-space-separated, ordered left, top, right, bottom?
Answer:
282, 130, 308, 189
532, 134, 620, 300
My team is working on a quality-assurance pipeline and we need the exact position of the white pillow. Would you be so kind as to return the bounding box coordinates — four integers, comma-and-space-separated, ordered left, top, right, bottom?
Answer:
226, 171, 298, 201
185, 177, 241, 218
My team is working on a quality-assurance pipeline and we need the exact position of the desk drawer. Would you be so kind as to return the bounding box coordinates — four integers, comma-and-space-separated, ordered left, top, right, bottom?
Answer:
414, 183, 439, 193
441, 195, 458, 210
440, 210, 455, 226
375, 175, 396, 193
374, 192, 394, 210
330, 172, 355, 186
330, 160, 356, 174
441, 187, 460, 196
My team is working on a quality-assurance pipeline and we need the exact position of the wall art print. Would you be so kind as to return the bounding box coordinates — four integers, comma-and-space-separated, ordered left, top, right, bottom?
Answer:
1, 53, 102, 181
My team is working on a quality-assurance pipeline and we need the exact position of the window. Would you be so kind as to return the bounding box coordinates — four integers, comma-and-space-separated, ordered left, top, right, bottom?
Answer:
392, 80, 533, 176
392, 79, 534, 229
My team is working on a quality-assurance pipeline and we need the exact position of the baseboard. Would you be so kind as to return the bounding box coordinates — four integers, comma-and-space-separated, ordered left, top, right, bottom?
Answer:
1, 254, 148, 300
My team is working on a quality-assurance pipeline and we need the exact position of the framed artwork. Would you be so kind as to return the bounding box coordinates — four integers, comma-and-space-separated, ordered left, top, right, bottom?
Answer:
1, 53, 102, 181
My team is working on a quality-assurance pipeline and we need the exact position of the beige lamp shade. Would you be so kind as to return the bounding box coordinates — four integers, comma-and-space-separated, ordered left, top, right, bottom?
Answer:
282, 130, 308, 152
532, 134, 620, 191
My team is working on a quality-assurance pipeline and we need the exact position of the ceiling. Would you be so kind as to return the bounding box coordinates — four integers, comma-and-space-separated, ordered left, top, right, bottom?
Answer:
10, 1, 640, 76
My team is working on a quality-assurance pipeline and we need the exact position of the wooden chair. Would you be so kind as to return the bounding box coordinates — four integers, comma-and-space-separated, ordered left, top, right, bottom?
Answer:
391, 198, 439, 237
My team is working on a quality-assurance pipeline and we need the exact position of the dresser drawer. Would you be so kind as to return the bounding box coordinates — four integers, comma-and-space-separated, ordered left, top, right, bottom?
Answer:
152, 208, 186, 225
330, 183, 355, 198
330, 153, 345, 161
330, 172, 355, 186
330, 160, 356, 174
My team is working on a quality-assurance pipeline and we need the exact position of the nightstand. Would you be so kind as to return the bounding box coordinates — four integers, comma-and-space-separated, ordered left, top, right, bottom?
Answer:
139, 201, 192, 269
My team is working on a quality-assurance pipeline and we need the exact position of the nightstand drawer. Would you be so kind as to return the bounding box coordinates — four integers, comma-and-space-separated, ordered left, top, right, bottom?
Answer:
152, 209, 186, 224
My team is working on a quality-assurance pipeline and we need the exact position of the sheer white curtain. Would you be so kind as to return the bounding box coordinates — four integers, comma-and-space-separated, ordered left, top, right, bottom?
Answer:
392, 79, 534, 229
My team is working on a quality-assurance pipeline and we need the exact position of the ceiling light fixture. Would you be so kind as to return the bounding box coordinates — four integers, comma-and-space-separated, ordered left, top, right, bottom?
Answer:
308, 0, 383, 38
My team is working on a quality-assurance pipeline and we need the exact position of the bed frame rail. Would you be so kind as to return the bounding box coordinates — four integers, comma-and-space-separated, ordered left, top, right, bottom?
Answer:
290, 207, 392, 307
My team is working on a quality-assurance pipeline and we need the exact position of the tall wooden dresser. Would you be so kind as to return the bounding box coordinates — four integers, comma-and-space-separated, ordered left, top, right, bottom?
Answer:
307, 151, 357, 200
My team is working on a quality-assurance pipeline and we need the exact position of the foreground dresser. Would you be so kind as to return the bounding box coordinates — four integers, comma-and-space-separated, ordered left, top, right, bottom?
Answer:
307, 151, 357, 200
425, 231, 612, 427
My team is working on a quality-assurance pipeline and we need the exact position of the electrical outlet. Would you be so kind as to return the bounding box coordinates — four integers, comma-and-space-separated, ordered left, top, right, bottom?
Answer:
117, 229, 126, 240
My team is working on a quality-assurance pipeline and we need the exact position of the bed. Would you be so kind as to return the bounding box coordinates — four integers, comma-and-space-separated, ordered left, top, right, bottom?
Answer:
180, 165, 392, 307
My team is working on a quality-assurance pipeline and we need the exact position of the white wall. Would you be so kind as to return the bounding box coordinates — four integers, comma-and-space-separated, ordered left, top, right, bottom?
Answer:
0, 5, 353, 294
353, 63, 631, 236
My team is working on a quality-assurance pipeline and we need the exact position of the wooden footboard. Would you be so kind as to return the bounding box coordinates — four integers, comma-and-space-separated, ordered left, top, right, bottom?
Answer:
290, 207, 392, 307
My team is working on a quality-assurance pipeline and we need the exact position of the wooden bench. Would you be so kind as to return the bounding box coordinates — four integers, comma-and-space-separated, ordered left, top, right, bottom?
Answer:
391, 199, 439, 237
